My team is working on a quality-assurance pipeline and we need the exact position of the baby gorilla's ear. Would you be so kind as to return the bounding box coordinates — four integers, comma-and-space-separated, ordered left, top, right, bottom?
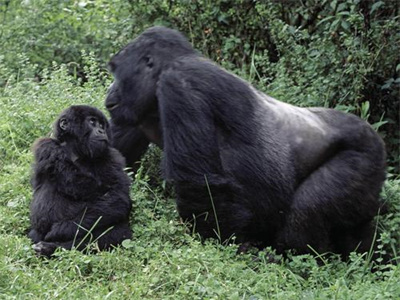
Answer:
59, 118, 69, 131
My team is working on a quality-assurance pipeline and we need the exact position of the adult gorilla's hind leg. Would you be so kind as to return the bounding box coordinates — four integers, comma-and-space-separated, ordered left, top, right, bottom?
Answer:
330, 220, 376, 258
95, 223, 132, 250
276, 148, 385, 256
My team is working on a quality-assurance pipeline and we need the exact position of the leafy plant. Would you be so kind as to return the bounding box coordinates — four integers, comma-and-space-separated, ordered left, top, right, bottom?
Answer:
0, 2, 399, 297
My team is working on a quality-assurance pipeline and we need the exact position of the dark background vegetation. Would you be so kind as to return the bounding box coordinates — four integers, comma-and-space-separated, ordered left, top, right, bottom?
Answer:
1, 0, 399, 174
0, 1, 399, 298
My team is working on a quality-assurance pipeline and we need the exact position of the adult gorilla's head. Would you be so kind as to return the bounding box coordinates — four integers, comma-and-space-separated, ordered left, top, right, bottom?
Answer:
105, 26, 196, 126
54, 105, 111, 159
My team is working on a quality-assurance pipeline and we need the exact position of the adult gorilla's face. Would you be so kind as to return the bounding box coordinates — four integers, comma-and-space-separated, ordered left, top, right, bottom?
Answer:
105, 40, 159, 126
105, 26, 196, 127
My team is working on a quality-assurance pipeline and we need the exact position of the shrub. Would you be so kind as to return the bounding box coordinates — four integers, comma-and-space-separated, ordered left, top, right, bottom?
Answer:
1, 0, 397, 172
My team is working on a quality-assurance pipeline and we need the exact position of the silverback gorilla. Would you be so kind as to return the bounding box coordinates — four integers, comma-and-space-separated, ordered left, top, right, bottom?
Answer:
28, 105, 132, 257
105, 26, 386, 256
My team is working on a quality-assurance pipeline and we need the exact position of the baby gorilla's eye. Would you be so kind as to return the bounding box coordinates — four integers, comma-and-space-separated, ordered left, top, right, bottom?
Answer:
99, 122, 105, 129
89, 117, 97, 126
59, 118, 68, 130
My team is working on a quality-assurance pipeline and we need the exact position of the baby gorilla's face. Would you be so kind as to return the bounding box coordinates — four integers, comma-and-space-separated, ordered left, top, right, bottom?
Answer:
55, 105, 111, 160
84, 115, 109, 159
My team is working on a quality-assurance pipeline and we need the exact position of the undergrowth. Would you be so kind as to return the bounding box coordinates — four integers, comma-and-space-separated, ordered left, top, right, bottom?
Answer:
0, 54, 399, 299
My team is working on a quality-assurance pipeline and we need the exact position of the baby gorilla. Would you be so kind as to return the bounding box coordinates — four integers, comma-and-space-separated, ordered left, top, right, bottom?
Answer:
28, 105, 132, 257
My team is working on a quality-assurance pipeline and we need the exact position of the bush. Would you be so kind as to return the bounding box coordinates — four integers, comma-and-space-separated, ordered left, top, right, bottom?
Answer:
1, 0, 398, 172
0, 0, 132, 83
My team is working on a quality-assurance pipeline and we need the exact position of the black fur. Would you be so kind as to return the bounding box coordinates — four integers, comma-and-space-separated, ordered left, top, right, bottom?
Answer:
28, 105, 132, 257
105, 26, 386, 256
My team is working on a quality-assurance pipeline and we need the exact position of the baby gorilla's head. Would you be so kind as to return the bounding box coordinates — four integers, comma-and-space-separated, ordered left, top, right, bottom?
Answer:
54, 105, 111, 159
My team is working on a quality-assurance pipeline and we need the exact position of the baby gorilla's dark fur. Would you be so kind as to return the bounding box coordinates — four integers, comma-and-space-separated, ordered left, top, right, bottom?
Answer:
28, 105, 132, 257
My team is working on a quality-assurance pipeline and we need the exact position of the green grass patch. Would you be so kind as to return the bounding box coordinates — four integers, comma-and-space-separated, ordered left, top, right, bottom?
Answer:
1, 63, 399, 299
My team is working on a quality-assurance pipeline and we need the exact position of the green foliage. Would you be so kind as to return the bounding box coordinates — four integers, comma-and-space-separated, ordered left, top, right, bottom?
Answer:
0, 58, 399, 299
376, 180, 400, 263
1, 0, 397, 172
0, 1, 400, 298
0, 0, 131, 82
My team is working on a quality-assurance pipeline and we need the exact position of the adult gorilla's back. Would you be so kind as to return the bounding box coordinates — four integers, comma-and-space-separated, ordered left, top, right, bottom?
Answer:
106, 26, 386, 256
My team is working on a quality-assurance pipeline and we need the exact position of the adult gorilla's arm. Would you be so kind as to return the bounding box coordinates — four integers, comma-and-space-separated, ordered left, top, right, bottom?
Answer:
111, 121, 150, 172
157, 63, 258, 241
156, 58, 257, 186
157, 66, 227, 185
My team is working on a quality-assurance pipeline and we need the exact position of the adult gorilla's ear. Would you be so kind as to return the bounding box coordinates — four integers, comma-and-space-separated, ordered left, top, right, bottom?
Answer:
59, 118, 69, 131
144, 55, 153, 68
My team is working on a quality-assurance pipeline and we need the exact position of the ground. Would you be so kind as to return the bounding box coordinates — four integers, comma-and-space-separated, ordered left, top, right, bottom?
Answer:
0, 65, 399, 299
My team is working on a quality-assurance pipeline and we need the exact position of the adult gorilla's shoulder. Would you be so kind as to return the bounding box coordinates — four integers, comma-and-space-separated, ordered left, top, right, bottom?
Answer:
106, 26, 386, 257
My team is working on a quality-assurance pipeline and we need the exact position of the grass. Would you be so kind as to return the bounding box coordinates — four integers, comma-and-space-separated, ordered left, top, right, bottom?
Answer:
0, 63, 400, 299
